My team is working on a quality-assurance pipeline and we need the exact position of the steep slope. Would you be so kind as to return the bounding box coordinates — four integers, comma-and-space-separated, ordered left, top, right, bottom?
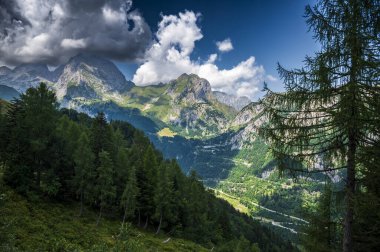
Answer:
213, 91, 251, 111
56, 53, 134, 100
120, 73, 237, 138
0, 185, 209, 252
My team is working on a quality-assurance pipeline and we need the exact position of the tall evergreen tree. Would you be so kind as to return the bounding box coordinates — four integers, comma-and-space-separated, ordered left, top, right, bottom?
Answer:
121, 165, 138, 226
154, 164, 176, 234
96, 150, 116, 226
73, 133, 95, 216
137, 145, 158, 228
302, 183, 339, 251
259, 1, 379, 251
91, 112, 111, 166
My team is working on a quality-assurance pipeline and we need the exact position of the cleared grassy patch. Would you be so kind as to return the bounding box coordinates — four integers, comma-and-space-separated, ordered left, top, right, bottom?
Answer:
157, 127, 177, 138
212, 189, 250, 214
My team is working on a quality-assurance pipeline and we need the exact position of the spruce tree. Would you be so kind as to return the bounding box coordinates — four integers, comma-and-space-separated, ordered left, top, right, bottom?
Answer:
73, 132, 95, 216
154, 164, 175, 234
259, 1, 380, 251
121, 165, 138, 226
302, 183, 339, 251
91, 112, 111, 166
137, 145, 157, 228
96, 150, 116, 226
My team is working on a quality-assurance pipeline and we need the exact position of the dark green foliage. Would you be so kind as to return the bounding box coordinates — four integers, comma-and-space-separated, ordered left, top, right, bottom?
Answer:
3, 83, 59, 194
0, 84, 294, 251
259, 0, 380, 250
302, 183, 340, 252
96, 150, 116, 225
73, 132, 95, 216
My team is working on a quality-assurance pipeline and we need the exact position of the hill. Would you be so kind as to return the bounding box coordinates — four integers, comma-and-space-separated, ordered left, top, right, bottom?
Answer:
0, 184, 209, 252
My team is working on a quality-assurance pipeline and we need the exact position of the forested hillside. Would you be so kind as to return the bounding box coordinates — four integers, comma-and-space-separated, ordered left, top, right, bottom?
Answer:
0, 83, 294, 251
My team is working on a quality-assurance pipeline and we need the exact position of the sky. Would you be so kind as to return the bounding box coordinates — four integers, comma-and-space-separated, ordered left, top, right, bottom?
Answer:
0, 0, 319, 100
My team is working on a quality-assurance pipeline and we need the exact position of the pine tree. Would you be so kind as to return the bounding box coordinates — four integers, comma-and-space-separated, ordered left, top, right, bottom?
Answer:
136, 145, 157, 228
91, 112, 111, 167
3, 83, 59, 194
302, 182, 339, 251
96, 150, 116, 226
121, 165, 138, 226
259, 1, 379, 251
73, 133, 95, 216
154, 164, 175, 234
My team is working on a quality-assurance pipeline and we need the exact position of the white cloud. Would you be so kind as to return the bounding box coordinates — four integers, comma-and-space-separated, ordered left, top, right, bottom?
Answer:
216, 38, 233, 52
132, 11, 265, 99
61, 38, 87, 49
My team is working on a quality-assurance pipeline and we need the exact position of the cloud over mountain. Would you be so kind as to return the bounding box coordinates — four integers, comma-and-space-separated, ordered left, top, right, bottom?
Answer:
0, 0, 151, 66
132, 11, 265, 99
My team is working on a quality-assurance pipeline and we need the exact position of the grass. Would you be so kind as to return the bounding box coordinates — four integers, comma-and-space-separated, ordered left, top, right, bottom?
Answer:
211, 189, 250, 215
0, 184, 209, 252
157, 127, 177, 138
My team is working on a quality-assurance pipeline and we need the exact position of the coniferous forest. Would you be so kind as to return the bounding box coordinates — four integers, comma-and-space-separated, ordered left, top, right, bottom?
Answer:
0, 84, 293, 251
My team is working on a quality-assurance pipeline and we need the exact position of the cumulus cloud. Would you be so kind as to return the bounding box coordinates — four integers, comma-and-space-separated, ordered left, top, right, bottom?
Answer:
0, 0, 152, 65
132, 11, 264, 99
216, 38, 233, 52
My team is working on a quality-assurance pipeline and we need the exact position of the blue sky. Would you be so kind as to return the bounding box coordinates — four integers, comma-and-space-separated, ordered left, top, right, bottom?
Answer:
116, 0, 320, 97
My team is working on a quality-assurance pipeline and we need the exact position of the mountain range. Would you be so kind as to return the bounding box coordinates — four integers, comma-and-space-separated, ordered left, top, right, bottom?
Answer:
0, 54, 325, 239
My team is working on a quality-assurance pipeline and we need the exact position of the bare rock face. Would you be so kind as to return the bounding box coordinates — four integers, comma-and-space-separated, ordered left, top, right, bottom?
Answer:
231, 102, 263, 127
212, 91, 251, 111
56, 53, 133, 100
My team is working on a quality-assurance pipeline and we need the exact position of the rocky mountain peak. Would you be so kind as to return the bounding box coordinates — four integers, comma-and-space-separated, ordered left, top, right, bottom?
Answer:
170, 73, 212, 103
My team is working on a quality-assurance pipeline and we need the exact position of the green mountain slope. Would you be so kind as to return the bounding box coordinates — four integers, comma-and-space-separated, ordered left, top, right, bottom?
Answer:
0, 185, 209, 252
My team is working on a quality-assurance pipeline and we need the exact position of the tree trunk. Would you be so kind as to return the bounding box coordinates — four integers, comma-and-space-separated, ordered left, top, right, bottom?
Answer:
36, 160, 41, 189
144, 216, 149, 229
138, 209, 141, 227
79, 189, 84, 217
122, 202, 128, 227
96, 206, 103, 227
156, 213, 162, 235
343, 134, 356, 252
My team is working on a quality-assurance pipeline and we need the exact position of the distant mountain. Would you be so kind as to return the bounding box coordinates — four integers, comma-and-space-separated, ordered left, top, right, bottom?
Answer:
213, 91, 251, 111
119, 73, 237, 137
0, 54, 134, 101
0, 63, 55, 92
0, 85, 20, 101
56, 53, 134, 100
